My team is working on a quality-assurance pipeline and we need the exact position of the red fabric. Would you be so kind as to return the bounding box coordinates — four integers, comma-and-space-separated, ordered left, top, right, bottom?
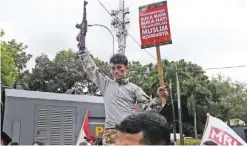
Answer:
82, 110, 90, 137
85, 135, 97, 141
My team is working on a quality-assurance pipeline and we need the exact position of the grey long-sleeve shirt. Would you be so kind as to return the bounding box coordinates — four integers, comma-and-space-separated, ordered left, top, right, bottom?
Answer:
81, 49, 164, 129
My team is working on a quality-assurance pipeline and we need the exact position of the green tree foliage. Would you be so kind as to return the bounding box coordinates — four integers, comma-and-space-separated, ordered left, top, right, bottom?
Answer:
1, 41, 18, 87
0, 30, 32, 87
93, 56, 112, 79
20, 49, 84, 93
1, 30, 17, 87
20, 49, 111, 95
7, 39, 32, 71
209, 75, 247, 122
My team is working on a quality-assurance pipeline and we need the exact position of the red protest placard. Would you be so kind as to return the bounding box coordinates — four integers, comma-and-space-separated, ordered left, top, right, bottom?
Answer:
139, 1, 172, 49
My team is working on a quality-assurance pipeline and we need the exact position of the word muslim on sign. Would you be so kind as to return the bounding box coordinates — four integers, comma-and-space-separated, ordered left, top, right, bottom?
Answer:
139, 1, 172, 49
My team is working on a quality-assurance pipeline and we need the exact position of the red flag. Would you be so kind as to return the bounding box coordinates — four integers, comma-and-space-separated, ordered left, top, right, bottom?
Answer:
76, 110, 90, 145
82, 110, 90, 137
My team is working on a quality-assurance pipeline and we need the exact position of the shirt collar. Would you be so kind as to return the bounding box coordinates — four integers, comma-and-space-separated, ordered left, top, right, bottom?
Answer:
115, 78, 129, 85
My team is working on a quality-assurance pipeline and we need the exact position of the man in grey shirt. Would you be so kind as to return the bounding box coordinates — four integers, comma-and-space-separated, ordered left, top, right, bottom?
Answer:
77, 34, 168, 145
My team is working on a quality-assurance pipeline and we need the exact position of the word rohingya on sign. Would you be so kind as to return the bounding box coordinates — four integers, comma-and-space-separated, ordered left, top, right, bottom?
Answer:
139, 1, 172, 49
200, 115, 247, 146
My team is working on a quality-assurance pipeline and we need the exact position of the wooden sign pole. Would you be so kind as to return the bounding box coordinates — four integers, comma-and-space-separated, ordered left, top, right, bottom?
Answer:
156, 45, 166, 106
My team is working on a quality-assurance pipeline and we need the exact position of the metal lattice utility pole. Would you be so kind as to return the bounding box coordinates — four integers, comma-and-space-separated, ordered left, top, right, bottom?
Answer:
111, 0, 130, 55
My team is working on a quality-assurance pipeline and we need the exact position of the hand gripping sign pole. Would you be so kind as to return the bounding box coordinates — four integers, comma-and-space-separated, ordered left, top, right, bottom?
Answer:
139, 1, 172, 105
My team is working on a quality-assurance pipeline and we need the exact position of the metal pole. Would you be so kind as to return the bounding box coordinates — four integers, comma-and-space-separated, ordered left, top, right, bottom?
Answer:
88, 24, 115, 55
117, 0, 126, 54
169, 80, 177, 143
110, 0, 129, 55
176, 65, 183, 145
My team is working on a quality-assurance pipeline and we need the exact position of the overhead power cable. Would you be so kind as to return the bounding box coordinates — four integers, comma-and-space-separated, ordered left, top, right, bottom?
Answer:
204, 65, 247, 71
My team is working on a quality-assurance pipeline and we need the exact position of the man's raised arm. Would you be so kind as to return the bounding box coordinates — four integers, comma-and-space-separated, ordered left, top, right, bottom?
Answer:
79, 48, 111, 95
77, 29, 111, 95
75, 1, 110, 95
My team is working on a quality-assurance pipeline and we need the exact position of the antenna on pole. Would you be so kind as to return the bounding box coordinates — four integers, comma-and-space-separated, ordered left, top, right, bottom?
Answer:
111, 0, 130, 55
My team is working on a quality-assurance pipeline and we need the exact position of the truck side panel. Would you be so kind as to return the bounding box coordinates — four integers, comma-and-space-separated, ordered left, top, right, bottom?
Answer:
3, 90, 105, 145
34, 105, 77, 145
3, 96, 36, 145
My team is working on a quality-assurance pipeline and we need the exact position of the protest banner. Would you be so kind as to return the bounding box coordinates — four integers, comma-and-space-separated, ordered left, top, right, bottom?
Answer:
139, 1, 172, 49
201, 114, 247, 146
139, 1, 172, 105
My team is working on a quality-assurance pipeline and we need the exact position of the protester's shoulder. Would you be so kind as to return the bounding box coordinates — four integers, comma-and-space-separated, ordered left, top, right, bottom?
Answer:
128, 82, 137, 87
128, 82, 143, 90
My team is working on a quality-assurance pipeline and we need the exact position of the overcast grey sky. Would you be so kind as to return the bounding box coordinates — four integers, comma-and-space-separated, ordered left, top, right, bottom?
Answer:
1, 0, 247, 82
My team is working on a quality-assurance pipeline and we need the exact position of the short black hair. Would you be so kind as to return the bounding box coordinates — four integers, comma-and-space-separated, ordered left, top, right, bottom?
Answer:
110, 53, 128, 66
116, 111, 171, 145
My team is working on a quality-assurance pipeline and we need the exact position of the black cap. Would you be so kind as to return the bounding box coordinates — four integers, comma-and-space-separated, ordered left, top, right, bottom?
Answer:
1, 132, 12, 145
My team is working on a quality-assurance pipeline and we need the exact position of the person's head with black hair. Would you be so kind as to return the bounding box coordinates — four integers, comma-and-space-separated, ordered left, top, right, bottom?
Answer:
115, 111, 171, 145
109, 53, 129, 80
